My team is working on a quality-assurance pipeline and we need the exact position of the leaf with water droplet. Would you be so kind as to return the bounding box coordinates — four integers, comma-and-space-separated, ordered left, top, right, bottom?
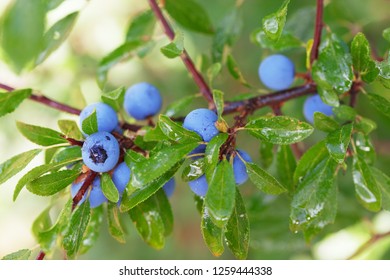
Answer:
204, 133, 228, 182
182, 158, 205, 182
246, 162, 287, 195
79, 205, 103, 254
201, 205, 225, 257
326, 123, 353, 164
262, 0, 290, 42
355, 133, 376, 165
313, 112, 339, 133
158, 115, 202, 144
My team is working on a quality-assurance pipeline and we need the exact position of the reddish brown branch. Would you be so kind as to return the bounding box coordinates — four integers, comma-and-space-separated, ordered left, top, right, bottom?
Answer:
348, 231, 390, 259
310, 0, 324, 65
72, 170, 98, 210
148, 0, 214, 106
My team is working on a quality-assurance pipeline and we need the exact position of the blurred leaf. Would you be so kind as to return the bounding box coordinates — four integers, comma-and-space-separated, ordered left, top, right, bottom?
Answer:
205, 159, 236, 228
383, 28, 390, 42
225, 189, 249, 260
251, 29, 302, 51
325, 123, 353, 164
262, 0, 290, 42
17, 121, 68, 146
246, 162, 287, 195
63, 201, 91, 258
51, 146, 81, 166
101, 173, 119, 203
226, 54, 251, 88
352, 154, 381, 212
350, 32, 379, 83
35, 12, 78, 65
181, 158, 204, 182
101, 87, 125, 112
0, 0, 45, 72
160, 32, 184, 59
44, 0, 65, 10
293, 140, 328, 184
306, 39, 313, 70
131, 141, 198, 187
32, 206, 52, 239
164, 94, 199, 117
2, 249, 31, 260
276, 145, 296, 192
259, 141, 274, 169
158, 115, 201, 143
27, 169, 80, 196
0, 89, 32, 117
207, 63, 222, 84
317, 87, 339, 107
313, 112, 339, 132
332, 105, 357, 122
312, 33, 353, 95
371, 167, 390, 211
107, 202, 126, 243
354, 117, 377, 135
201, 205, 225, 257
165, 0, 214, 34
377, 55, 390, 89
0, 149, 41, 185
204, 133, 228, 182
212, 90, 224, 120
81, 110, 98, 135
13, 157, 81, 201
45, 147, 58, 164
126, 10, 156, 42
367, 93, 390, 118
245, 116, 313, 145
120, 163, 180, 212
79, 206, 103, 254
58, 120, 83, 140
355, 133, 376, 165
290, 157, 338, 241
154, 189, 174, 236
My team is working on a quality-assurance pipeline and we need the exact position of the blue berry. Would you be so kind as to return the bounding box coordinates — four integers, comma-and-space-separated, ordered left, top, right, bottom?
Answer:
82, 132, 120, 172
183, 109, 219, 142
188, 175, 208, 197
124, 82, 162, 120
163, 178, 175, 197
258, 54, 295, 90
79, 102, 118, 135
112, 162, 131, 196
71, 176, 107, 208
303, 94, 334, 124
233, 149, 252, 185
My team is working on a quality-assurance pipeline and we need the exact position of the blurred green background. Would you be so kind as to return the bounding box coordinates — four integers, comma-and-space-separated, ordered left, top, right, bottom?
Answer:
0, 0, 389, 260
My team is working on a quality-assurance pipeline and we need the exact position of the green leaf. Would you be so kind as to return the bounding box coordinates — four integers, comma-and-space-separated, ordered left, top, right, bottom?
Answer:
352, 154, 381, 212
313, 112, 339, 132
262, 0, 290, 42
158, 115, 201, 143
225, 189, 249, 260
0, 0, 45, 72
131, 142, 198, 187
165, 0, 214, 34
276, 145, 296, 192
312, 33, 353, 95
27, 169, 80, 196
0, 89, 32, 117
51, 146, 81, 164
317, 87, 339, 107
201, 205, 225, 257
101, 173, 119, 203
259, 141, 274, 169
212, 90, 225, 120
16, 121, 68, 146
97, 40, 143, 87
143, 125, 169, 142
126, 10, 156, 42
13, 157, 81, 201
204, 133, 228, 182
383, 28, 390, 42
377, 55, 390, 89
58, 120, 83, 140
245, 116, 313, 145
246, 162, 287, 195
62, 201, 91, 257
32, 206, 52, 239
155, 189, 174, 236
205, 159, 236, 228
165, 95, 199, 117
160, 32, 184, 59
226, 54, 251, 88
79, 206, 103, 255
251, 28, 302, 51
0, 149, 41, 185
207, 63, 222, 84
355, 133, 376, 165
371, 167, 390, 211
35, 12, 78, 65
120, 163, 180, 212
101, 87, 125, 112
44, 0, 65, 11
367, 93, 390, 118
290, 157, 338, 241
332, 105, 357, 122
325, 123, 353, 164
293, 140, 328, 184
81, 110, 98, 135
2, 249, 31, 260
107, 202, 126, 243
350, 32, 379, 83
354, 117, 377, 135
181, 158, 204, 182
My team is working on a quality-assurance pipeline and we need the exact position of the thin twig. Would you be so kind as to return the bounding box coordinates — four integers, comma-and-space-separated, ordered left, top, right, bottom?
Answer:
348, 231, 390, 259
310, 0, 324, 65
